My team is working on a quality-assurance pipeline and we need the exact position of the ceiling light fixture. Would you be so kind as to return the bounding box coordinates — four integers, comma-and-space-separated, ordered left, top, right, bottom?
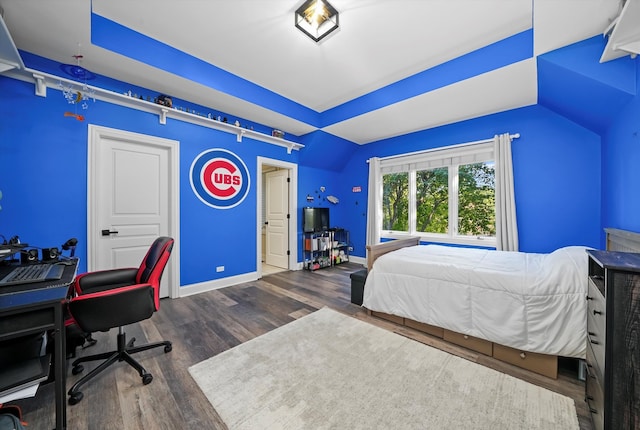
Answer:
295, 0, 339, 43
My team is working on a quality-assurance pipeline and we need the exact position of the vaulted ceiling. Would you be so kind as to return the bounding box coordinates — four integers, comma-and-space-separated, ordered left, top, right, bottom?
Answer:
0, 0, 623, 144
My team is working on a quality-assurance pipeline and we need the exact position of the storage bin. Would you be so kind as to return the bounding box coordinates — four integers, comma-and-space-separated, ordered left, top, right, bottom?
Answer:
349, 269, 368, 305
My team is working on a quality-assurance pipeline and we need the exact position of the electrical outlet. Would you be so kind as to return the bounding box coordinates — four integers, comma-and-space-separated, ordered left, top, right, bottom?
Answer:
216, 266, 225, 272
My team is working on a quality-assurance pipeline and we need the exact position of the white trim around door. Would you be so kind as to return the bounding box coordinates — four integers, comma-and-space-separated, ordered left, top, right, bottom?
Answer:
257, 157, 298, 277
87, 124, 180, 298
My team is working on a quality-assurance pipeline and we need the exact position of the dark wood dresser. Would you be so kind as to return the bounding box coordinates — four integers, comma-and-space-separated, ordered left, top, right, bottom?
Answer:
585, 250, 640, 430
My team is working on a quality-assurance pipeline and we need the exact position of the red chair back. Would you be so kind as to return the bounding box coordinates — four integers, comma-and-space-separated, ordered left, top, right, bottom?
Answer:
136, 236, 174, 310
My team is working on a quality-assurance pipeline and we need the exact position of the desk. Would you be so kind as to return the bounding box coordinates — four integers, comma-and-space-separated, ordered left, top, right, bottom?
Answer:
0, 260, 78, 430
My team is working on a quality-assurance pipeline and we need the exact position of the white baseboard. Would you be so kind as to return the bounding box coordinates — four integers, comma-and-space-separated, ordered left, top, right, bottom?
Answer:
178, 255, 368, 298
178, 271, 258, 298
348, 255, 366, 267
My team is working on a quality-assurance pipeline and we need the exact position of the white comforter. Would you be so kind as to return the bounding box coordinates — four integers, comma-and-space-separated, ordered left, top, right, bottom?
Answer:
362, 244, 589, 358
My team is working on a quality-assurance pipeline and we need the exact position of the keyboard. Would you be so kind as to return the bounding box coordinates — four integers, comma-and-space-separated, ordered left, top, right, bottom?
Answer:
0, 263, 65, 286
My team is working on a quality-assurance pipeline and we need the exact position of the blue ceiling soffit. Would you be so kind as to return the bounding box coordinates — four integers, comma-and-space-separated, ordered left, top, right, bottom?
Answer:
319, 29, 534, 128
91, 12, 535, 137
90, 12, 321, 128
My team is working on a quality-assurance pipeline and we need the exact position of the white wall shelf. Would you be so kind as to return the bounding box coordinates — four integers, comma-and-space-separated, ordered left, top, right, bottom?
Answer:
3, 67, 304, 154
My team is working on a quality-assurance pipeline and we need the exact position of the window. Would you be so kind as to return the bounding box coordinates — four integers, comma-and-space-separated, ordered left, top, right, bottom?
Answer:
380, 142, 496, 246
415, 167, 449, 234
382, 172, 408, 231
457, 162, 495, 237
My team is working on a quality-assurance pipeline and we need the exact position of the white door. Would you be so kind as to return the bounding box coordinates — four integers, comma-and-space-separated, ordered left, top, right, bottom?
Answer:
88, 126, 179, 298
265, 169, 289, 268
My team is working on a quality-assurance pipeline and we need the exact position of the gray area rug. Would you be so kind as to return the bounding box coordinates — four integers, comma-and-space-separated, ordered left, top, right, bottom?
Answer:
189, 307, 579, 430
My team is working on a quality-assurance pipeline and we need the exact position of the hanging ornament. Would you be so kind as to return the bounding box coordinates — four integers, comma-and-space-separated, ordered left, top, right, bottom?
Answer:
59, 53, 96, 121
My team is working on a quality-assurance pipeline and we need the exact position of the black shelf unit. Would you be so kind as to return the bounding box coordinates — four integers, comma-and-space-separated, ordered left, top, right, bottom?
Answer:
303, 228, 349, 271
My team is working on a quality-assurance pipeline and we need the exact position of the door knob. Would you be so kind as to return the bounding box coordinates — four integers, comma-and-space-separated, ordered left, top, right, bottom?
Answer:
101, 229, 119, 236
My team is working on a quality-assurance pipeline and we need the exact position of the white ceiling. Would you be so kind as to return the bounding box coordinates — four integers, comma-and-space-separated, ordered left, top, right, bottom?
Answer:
0, 0, 621, 144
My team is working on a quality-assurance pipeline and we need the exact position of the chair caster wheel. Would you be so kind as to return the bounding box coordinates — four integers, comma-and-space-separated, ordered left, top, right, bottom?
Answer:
72, 364, 84, 375
142, 373, 153, 385
68, 392, 83, 405
164, 344, 172, 353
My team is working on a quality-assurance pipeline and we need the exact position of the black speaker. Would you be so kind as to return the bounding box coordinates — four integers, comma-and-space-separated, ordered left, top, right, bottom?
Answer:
21, 249, 39, 264
41, 247, 60, 262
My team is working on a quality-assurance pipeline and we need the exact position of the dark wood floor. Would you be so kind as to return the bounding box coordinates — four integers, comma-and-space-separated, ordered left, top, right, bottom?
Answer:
15, 262, 593, 429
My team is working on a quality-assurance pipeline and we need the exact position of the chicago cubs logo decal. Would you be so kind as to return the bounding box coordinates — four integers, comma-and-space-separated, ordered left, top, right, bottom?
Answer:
190, 149, 250, 209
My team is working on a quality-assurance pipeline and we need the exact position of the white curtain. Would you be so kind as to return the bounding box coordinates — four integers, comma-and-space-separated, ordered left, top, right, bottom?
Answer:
366, 157, 382, 257
494, 133, 519, 251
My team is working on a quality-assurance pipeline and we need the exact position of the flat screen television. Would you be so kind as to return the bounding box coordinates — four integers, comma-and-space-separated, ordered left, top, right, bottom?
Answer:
302, 207, 330, 233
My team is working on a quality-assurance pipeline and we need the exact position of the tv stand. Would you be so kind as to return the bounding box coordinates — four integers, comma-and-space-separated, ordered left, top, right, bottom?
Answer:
302, 228, 349, 271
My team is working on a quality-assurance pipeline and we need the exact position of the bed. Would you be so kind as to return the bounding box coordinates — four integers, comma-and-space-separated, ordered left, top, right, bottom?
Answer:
363, 228, 640, 378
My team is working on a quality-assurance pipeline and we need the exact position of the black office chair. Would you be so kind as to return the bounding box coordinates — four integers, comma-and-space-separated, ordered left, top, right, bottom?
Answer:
66, 236, 174, 405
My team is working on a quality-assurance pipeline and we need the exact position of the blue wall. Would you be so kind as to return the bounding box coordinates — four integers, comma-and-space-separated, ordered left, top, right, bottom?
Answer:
0, 76, 301, 286
338, 105, 602, 255
602, 66, 640, 234
2, 33, 639, 289
332, 36, 639, 257
1, 77, 90, 258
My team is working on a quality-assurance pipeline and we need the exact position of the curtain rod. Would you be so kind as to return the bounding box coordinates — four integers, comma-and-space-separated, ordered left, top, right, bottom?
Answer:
368, 133, 520, 163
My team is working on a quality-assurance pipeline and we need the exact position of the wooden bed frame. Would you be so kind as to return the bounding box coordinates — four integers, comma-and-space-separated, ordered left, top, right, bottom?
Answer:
364, 229, 640, 378
366, 236, 420, 271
